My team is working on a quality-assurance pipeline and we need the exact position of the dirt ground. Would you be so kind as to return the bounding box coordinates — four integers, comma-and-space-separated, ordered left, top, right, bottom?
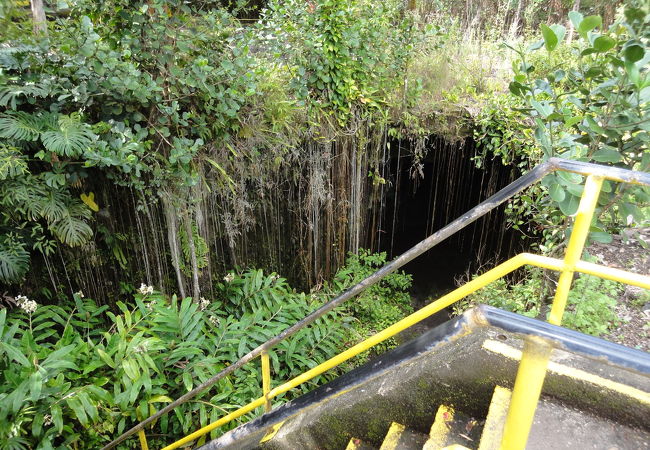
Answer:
588, 227, 650, 352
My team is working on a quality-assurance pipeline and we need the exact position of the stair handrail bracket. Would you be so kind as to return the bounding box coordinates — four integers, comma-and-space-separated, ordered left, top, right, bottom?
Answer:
102, 159, 650, 450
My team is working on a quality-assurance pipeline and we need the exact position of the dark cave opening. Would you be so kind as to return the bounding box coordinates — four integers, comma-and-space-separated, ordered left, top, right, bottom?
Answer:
380, 137, 527, 330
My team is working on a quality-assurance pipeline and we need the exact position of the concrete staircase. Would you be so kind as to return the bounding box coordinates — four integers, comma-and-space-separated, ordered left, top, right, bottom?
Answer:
346, 385, 650, 450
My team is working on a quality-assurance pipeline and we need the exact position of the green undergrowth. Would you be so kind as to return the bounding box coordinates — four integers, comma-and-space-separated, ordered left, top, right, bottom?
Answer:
454, 262, 623, 337
0, 250, 411, 449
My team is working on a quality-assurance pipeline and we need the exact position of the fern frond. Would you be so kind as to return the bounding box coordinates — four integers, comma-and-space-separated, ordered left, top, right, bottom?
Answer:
0, 145, 28, 180
41, 113, 96, 157
0, 234, 29, 283
0, 44, 40, 70
0, 82, 51, 108
0, 111, 43, 141
50, 213, 92, 246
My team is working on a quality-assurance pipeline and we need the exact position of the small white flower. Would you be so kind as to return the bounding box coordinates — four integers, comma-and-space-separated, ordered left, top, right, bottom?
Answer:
15, 295, 37, 314
21, 300, 38, 314
199, 297, 210, 311
146, 301, 156, 311
43, 414, 52, 426
208, 315, 220, 326
138, 283, 154, 295
74, 291, 85, 298
223, 273, 234, 283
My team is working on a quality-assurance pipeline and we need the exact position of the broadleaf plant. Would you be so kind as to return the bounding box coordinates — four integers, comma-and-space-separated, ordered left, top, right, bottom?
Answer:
507, 4, 650, 251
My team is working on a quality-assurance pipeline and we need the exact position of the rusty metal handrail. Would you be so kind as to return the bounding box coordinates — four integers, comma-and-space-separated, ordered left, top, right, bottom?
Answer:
102, 158, 650, 449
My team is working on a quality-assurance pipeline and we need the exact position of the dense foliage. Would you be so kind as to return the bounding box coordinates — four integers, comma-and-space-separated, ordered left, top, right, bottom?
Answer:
0, 252, 411, 448
1, 1, 647, 447
506, 6, 649, 250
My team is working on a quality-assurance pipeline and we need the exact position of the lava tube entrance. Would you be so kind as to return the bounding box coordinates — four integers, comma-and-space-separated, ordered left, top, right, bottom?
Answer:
381, 137, 526, 331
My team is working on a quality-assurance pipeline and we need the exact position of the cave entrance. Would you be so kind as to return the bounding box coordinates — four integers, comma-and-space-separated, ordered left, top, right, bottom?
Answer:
380, 137, 526, 330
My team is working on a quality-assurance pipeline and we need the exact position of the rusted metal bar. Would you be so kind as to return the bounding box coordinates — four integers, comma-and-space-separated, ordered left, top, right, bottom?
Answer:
101, 159, 650, 449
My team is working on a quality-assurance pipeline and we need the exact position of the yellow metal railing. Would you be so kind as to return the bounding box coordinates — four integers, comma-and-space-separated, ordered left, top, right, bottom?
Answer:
104, 160, 650, 450
163, 177, 649, 450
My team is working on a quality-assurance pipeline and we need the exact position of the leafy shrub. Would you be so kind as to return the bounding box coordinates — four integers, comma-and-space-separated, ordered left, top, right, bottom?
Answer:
453, 269, 544, 319
326, 250, 413, 360
505, 6, 650, 249
562, 275, 622, 336
454, 268, 622, 337
0, 268, 349, 448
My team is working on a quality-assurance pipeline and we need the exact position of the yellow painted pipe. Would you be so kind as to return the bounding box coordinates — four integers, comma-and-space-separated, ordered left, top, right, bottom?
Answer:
549, 175, 604, 326
262, 351, 272, 413
137, 430, 149, 450
499, 337, 553, 450
501, 175, 604, 450
161, 396, 267, 450
164, 247, 649, 449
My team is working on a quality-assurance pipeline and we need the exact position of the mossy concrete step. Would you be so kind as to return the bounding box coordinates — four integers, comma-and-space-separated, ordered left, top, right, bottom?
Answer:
527, 397, 650, 450
379, 422, 428, 450
477, 386, 510, 450
478, 385, 650, 450
424, 405, 481, 450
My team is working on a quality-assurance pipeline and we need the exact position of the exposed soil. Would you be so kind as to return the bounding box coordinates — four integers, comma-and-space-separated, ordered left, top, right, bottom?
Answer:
588, 227, 650, 352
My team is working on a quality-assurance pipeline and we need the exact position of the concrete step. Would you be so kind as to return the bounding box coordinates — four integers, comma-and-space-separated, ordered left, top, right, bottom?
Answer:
478, 386, 511, 450
527, 397, 650, 450
478, 384, 650, 450
424, 405, 481, 450
379, 422, 429, 450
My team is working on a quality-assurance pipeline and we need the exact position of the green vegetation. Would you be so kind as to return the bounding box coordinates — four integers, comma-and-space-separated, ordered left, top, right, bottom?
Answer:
455, 269, 623, 337
505, 6, 650, 251
0, 0, 648, 447
0, 256, 411, 448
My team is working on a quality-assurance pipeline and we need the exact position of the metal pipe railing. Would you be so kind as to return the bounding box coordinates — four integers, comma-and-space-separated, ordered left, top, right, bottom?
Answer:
102, 158, 650, 450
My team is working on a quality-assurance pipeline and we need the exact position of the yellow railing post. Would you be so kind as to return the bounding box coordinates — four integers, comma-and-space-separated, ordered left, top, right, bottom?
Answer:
548, 175, 604, 325
261, 351, 272, 413
137, 430, 149, 450
500, 174, 604, 450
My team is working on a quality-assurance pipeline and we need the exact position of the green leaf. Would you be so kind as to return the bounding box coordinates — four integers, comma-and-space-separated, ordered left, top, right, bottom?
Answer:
51, 404, 63, 432
531, 100, 553, 118
585, 116, 606, 136
592, 148, 622, 163
97, 348, 115, 368
12, 380, 28, 413
0, 342, 31, 366
549, 183, 566, 202
623, 43, 644, 63
66, 395, 89, 426
541, 24, 558, 52
593, 36, 616, 53
41, 113, 96, 157
0, 145, 28, 180
29, 371, 43, 401
569, 11, 583, 29
564, 116, 582, 128
559, 193, 580, 216
578, 16, 602, 38
590, 231, 613, 244
527, 40, 544, 51
0, 111, 44, 141
78, 391, 98, 422
182, 371, 193, 391
149, 395, 173, 403
50, 213, 93, 246
550, 25, 566, 46
41, 344, 76, 370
